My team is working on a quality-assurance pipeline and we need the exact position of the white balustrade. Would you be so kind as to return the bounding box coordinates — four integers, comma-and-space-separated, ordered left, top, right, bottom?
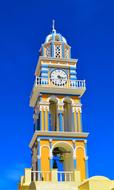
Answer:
58, 171, 73, 182
35, 77, 86, 89
31, 171, 51, 181
31, 170, 74, 182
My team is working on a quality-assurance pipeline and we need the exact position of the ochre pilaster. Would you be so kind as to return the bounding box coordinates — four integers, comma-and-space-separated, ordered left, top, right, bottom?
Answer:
39, 102, 49, 131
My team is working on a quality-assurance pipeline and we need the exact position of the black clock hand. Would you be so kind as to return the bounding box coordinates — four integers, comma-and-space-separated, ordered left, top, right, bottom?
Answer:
57, 75, 62, 79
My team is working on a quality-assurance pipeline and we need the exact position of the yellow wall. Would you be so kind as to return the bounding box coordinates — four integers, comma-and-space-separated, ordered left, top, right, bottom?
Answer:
40, 140, 50, 181
76, 141, 86, 181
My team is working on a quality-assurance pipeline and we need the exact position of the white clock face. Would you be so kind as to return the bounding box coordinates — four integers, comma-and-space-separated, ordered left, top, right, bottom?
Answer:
50, 69, 68, 86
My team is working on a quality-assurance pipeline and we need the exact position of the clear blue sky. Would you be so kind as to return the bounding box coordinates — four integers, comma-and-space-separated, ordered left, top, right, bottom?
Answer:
0, 0, 114, 189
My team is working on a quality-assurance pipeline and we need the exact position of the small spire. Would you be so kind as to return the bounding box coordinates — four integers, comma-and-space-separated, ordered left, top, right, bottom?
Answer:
52, 19, 56, 33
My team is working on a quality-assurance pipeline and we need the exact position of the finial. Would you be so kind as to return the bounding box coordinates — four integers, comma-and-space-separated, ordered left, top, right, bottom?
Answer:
52, 19, 56, 33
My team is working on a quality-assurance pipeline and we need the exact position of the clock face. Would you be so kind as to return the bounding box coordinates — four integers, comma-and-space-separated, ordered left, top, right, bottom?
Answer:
50, 69, 68, 86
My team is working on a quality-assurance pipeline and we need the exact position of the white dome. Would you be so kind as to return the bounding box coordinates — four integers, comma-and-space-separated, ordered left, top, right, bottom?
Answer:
45, 32, 67, 44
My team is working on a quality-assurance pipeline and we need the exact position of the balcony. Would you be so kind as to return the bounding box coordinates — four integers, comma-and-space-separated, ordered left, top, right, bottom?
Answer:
30, 77, 86, 106
36, 77, 85, 88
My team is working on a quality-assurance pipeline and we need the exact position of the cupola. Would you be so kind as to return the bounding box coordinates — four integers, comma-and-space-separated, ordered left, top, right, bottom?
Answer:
40, 20, 71, 59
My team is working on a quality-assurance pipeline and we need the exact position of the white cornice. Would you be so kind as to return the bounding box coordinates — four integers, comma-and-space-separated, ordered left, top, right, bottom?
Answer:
29, 131, 89, 148
30, 86, 86, 107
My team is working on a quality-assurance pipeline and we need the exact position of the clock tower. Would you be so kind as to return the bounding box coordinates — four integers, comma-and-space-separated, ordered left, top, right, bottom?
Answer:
19, 22, 89, 190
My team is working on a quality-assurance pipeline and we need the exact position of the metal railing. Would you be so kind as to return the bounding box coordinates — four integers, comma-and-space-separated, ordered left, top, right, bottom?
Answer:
31, 170, 74, 182
35, 77, 86, 89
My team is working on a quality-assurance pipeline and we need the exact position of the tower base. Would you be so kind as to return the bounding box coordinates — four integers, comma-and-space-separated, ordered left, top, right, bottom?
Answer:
18, 168, 114, 190
29, 182, 78, 190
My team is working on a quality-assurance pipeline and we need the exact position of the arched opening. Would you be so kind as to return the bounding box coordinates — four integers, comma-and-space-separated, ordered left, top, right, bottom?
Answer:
49, 97, 58, 131
63, 98, 72, 132
52, 142, 74, 181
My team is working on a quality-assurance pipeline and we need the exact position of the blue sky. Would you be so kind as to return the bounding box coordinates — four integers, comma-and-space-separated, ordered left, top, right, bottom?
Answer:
0, 0, 114, 189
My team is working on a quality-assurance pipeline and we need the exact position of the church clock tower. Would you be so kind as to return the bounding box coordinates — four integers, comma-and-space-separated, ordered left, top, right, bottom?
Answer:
30, 21, 88, 181
19, 21, 89, 190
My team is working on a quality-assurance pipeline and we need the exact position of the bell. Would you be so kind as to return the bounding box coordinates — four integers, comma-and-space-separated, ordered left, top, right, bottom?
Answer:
53, 159, 57, 168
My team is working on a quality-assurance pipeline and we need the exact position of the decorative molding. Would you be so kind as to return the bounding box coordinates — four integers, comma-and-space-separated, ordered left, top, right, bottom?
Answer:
29, 131, 89, 148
